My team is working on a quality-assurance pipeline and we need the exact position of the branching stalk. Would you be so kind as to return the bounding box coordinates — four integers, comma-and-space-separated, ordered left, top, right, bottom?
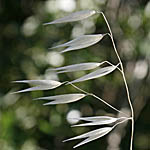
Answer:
65, 81, 128, 117
99, 60, 122, 72
13, 9, 136, 150
98, 11, 134, 150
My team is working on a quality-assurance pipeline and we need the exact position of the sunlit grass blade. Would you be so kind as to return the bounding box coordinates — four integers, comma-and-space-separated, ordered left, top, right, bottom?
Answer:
11, 80, 62, 94
68, 64, 119, 84
49, 34, 105, 53
48, 62, 103, 73
11, 86, 51, 94
72, 116, 118, 127
77, 116, 117, 122
34, 93, 86, 105
63, 127, 112, 148
12, 80, 61, 86
72, 116, 129, 127
73, 134, 107, 148
43, 10, 96, 25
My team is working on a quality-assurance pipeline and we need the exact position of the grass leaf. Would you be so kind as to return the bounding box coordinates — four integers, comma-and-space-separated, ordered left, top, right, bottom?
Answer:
49, 34, 104, 53
11, 80, 62, 94
48, 62, 103, 73
34, 93, 86, 105
68, 64, 119, 84
43, 10, 96, 25
72, 116, 128, 127
63, 127, 112, 148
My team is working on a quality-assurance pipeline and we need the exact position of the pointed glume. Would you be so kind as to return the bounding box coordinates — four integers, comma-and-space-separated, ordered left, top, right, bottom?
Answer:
71, 116, 128, 127
11, 80, 63, 94
49, 34, 105, 53
48, 62, 103, 73
67, 64, 119, 84
43, 10, 96, 25
34, 93, 86, 105
63, 127, 112, 148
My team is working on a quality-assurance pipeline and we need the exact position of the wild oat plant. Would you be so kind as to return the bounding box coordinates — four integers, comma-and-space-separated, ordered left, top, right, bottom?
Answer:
12, 10, 134, 149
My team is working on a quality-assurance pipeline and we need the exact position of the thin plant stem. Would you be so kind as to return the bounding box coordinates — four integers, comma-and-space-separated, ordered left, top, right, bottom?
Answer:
65, 81, 128, 117
113, 117, 132, 129
98, 11, 134, 150
90, 93, 128, 117
99, 60, 122, 72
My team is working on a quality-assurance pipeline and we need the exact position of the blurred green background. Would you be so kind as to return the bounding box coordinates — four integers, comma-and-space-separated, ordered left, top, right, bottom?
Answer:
0, 0, 150, 150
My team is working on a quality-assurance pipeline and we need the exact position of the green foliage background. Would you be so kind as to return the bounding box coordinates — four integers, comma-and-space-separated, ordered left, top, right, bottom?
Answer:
0, 0, 150, 150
